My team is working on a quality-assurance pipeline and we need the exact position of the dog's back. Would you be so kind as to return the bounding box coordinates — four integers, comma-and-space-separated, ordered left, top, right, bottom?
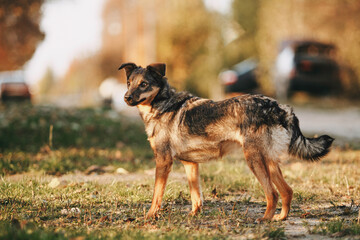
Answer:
143, 92, 333, 164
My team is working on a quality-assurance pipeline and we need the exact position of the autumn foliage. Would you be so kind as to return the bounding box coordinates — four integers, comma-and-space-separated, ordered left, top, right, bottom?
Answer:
0, 0, 44, 71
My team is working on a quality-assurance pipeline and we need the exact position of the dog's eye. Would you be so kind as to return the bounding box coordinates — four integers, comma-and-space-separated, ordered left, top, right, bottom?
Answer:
140, 82, 148, 88
127, 82, 130, 88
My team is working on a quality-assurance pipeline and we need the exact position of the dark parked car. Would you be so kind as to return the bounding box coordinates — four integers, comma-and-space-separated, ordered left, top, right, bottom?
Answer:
219, 58, 259, 95
0, 71, 31, 101
274, 40, 342, 99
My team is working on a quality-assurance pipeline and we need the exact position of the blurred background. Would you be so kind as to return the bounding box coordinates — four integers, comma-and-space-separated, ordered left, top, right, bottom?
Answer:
1, 0, 360, 108
1, 0, 360, 148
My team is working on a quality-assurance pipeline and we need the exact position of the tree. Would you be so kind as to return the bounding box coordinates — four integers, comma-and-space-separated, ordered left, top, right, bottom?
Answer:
220, 0, 260, 68
156, 0, 225, 97
0, 0, 44, 71
53, 0, 227, 103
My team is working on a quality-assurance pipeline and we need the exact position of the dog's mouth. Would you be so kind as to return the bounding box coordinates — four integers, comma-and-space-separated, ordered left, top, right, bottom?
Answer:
126, 98, 146, 106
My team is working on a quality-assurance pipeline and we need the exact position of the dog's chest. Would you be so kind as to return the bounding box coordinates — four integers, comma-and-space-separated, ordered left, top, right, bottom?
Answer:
144, 116, 170, 143
144, 120, 158, 138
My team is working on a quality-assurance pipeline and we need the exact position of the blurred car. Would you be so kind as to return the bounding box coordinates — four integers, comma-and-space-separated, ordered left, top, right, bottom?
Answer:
274, 40, 342, 99
219, 58, 259, 95
0, 70, 31, 101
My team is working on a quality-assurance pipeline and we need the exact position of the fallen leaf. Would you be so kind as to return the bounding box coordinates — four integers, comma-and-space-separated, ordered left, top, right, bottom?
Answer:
300, 212, 311, 218
48, 178, 68, 188
60, 209, 68, 215
84, 165, 105, 175
116, 167, 129, 175
99, 215, 110, 222
123, 217, 136, 223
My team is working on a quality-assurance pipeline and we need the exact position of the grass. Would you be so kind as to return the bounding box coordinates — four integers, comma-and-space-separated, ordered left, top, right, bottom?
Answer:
0, 104, 153, 175
1, 103, 360, 239
0, 103, 149, 152
0, 176, 285, 239
310, 219, 360, 236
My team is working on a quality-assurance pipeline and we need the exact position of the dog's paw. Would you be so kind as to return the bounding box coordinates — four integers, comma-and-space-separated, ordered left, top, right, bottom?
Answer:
255, 217, 272, 224
188, 209, 201, 217
145, 211, 159, 220
272, 214, 287, 221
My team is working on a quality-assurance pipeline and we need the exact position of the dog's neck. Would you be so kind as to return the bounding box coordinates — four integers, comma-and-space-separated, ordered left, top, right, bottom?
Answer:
136, 85, 169, 122
137, 86, 194, 125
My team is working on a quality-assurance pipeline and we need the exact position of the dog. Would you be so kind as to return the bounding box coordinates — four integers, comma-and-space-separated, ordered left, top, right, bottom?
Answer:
119, 62, 334, 222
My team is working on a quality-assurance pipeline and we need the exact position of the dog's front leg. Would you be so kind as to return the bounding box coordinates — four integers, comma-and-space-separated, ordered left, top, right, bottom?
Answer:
146, 152, 173, 219
180, 160, 203, 215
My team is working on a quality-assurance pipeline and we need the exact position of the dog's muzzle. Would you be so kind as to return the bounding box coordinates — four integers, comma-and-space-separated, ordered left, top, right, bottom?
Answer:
124, 93, 135, 106
124, 93, 145, 106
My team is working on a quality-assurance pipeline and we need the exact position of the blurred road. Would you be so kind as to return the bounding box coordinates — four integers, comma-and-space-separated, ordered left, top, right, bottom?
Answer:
293, 106, 360, 140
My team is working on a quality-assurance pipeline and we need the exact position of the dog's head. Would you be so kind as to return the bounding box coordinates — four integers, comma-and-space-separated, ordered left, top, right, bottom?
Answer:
119, 63, 168, 106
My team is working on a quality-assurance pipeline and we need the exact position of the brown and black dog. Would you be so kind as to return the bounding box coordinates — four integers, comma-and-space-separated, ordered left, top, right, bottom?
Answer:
119, 62, 334, 222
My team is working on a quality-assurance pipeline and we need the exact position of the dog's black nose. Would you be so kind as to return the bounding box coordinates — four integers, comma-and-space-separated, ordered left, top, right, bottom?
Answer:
124, 94, 133, 101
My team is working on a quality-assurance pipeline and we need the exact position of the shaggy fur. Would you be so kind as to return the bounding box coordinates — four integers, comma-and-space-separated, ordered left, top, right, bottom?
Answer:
119, 62, 334, 222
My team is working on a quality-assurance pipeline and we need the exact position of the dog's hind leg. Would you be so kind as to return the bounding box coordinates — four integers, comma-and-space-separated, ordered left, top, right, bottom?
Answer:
243, 143, 279, 222
146, 153, 173, 219
181, 160, 203, 215
269, 161, 293, 221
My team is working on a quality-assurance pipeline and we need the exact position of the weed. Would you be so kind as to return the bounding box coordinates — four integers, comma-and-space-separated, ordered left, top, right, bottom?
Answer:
311, 218, 360, 236
263, 227, 286, 240
293, 191, 317, 203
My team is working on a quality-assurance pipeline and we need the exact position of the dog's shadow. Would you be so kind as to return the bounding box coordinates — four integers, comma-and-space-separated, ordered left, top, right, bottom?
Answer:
157, 198, 358, 224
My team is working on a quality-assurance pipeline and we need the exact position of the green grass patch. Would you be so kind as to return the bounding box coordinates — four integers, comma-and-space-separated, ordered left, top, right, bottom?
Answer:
0, 104, 149, 152
0, 104, 153, 175
311, 218, 360, 236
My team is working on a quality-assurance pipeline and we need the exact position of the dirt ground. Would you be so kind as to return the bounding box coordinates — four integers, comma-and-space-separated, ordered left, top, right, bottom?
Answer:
5, 167, 359, 239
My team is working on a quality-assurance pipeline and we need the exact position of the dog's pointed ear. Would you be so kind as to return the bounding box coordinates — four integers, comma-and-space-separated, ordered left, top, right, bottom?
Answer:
118, 63, 138, 78
147, 63, 166, 77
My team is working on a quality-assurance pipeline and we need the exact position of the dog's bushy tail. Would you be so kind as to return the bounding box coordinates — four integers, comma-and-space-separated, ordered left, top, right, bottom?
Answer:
288, 114, 334, 161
